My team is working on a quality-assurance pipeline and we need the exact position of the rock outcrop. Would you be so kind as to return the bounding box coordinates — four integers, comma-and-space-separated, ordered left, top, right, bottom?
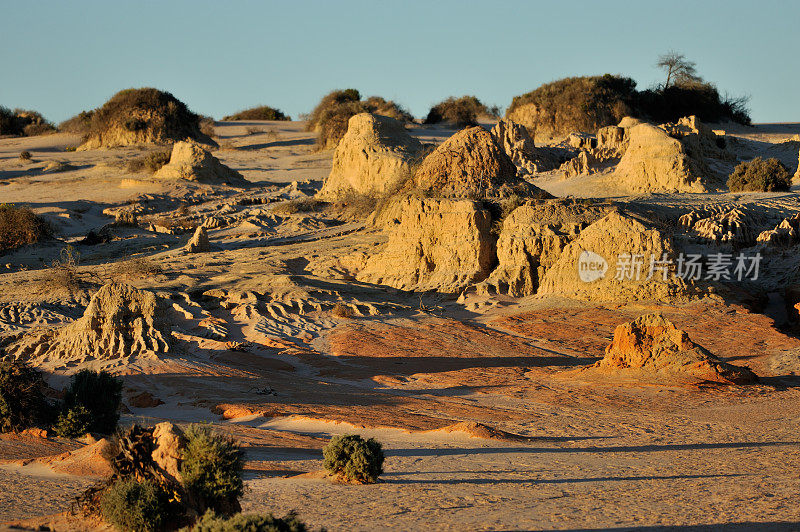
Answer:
612, 123, 708, 193
490, 119, 557, 176
151, 422, 186, 484
413, 127, 548, 199
356, 197, 495, 293
4, 283, 171, 363
538, 211, 689, 301
154, 141, 247, 186
661, 115, 732, 161
679, 207, 755, 245
757, 213, 800, 246
317, 113, 423, 201
185, 225, 210, 253
479, 200, 610, 296
597, 313, 758, 384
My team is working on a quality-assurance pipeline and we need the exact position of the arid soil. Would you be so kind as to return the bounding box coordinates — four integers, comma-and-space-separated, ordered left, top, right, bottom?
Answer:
1, 119, 800, 531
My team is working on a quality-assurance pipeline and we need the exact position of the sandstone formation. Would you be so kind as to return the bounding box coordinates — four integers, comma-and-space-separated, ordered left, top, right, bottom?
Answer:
185, 225, 210, 253
479, 200, 610, 296
356, 197, 494, 293
679, 207, 754, 245
4, 283, 171, 363
596, 125, 629, 157
538, 211, 688, 301
490, 119, 557, 176
612, 123, 708, 193
151, 422, 186, 484
757, 213, 800, 246
661, 115, 732, 161
154, 141, 247, 185
413, 127, 548, 199
317, 113, 423, 201
559, 151, 593, 179
597, 313, 758, 384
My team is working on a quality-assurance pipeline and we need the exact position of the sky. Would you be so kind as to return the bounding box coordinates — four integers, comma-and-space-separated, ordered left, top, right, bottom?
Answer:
1, 0, 797, 124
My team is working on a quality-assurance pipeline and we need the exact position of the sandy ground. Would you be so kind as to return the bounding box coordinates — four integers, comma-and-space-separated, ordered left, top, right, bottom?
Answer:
1, 120, 800, 531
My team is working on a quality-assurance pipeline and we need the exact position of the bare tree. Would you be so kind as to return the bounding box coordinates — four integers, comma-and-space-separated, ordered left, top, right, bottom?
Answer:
656, 51, 701, 89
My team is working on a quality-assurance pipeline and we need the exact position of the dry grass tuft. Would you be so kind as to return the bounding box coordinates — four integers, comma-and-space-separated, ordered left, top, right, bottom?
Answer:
126, 150, 172, 174
0, 203, 52, 252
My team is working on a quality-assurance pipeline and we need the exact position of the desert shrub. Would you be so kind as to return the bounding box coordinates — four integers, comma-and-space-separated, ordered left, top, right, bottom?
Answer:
331, 302, 354, 318
61, 370, 123, 435
315, 100, 368, 150
507, 75, 637, 139
181, 424, 244, 515
727, 157, 791, 192
362, 96, 413, 122
0, 360, 50, 433
425, 96, 488, 127
19, 150, 32, 161
0, 107, 55, 136
43, 246, 81, 292
0, 203, 52, 252
109, 256, 163, 280
223, 106, 290, 121
638, 81, 751, 125
53, 404, 93, 438
100, 477, 168, 532
272, 198, 325, 215
84, 88, 210, 146
0, 106, 15, 135
322, 434, 384, 484
306, 89, 362, 131
126, 150, 171, 174
192, 510, 311, 532
59, 110, 95, 135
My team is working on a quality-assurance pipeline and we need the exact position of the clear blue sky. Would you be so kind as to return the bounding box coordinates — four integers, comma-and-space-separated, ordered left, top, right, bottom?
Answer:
1, 0, 797, 124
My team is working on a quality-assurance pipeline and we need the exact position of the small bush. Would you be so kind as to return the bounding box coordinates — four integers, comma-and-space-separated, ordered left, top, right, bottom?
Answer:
362, 96, 413, 122
199, 115, 217, 138
126, 150, 172, 174
425, 96, 488, 127
331, 302, 354, 318
109, 257, 163, 280
0, 203, 52, 252
307, 89, 362, 131
59, 110, 95, 135
0, 360, 50, 433
43, 246, 81, 292
322, 434, 384, 484
223, 106, 290, 121
61, 370, 123, 435
272, 198, 325, 215
315, 101, 367, 150
53, 404, 93, 438
727, 157, 791, 192
100, 478, 168, 532
192, 510, 311, 532
0, 107, 55, 136
181, 424, 244, 515
19, 150, 32, 161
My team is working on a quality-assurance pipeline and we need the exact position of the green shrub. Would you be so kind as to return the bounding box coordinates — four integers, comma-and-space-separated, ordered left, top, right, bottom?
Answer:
727, 157, 791, 192
62, 370, 123, 435
191, 510, 311, 532
0, 203, 52, 252
126, 150, 172, 174
0, 360, 50, 433
425, 96, 488, 127
181, 424, 244, 515
53, 404, 93, 438
223, 106, 290, 121
100, 478, 168, 532
322, 434, 384, 484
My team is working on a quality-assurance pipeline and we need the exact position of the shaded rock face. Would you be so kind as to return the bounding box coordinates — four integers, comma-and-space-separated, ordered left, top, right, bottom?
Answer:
185, 225, 210, 253
413, 127, 547, 199
598, 313, 758, 384
480, 201, 610, 296
154, 141, 246, 185
318, 113, 423, 201
613, 123, 707, 193
490, 119, 558, 176
356, 197, 495, 293
5, 283, 171, 363
538, 211, 689, 302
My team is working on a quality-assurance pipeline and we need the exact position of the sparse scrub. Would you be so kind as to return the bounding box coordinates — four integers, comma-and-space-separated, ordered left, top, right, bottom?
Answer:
181, 424, 244, 515
272, 198, 325, 215
0, 106, 55, 136
59, 110, 95, 135
0, 203, 52, 252
53, 404, 93, 438
363, 96, 414, 123
727, 157, 791, 192
425, 96, 488, 127
19, 150, 32, 161
60, 370, 123, 435
109, 256, 164, 281
0, 360, 50, 433
100, 477, 169, 532
245, 126, 264, 135
191, 510, 312, 532
126, 150, 172, 174
44, 246, 81, 292
331, 302, 354, 318
223, 106, 290, 121
199, 115, 217, 138
322, 434, 384, 484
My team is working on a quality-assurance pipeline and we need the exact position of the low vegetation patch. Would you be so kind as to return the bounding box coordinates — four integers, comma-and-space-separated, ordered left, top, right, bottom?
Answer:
181, 424, 245, 514
0, 203, 52, 252
58, 110, 95, 135
191, 510, 312, 532
0, 360, 50, 433
272, 198, 325, 215
323, 434, 384, 483
0, 106, 55, 136
425, 95, 489, 127
331, 302, 354, 318
43, 246, 82, 292
100, 477, 169, 532
19, 150, 32, 161
109, 256, 164, 280
223, 106, 290, 121
57, 370, 123, 436
126, 150, 172, 174
727, 157, 791, 192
